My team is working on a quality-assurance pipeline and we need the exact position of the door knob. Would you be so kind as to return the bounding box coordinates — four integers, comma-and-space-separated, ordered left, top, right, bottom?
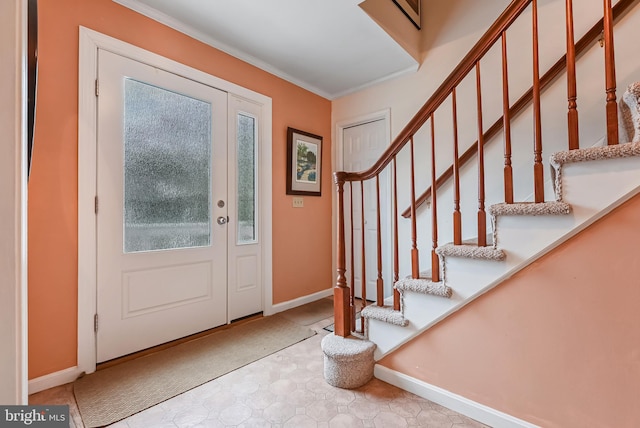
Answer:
217, 216, 228, 225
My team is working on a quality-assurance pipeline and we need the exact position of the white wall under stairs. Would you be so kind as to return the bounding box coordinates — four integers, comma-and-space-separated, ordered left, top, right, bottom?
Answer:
367, 146, 640, 360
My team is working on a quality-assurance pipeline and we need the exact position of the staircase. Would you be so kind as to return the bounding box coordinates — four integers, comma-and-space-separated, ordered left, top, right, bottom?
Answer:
323, 0, 640, 397
363, 141, 640, 358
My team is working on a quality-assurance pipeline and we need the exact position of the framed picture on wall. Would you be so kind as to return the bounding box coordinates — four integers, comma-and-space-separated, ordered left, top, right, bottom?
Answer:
392, 0, 421, 29
286, 127, 323, 196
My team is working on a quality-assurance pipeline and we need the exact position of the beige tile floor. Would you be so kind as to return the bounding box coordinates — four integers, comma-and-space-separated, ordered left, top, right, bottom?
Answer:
30, 315, 488, 428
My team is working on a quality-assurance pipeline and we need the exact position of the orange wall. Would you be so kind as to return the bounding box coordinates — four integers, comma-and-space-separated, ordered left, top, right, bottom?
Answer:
380, 194, 640, 427
28, 0, 332, 379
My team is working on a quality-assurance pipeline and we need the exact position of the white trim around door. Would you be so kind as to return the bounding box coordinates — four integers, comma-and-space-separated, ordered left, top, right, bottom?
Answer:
0, 0, 28, 404
78, 27, 273, 375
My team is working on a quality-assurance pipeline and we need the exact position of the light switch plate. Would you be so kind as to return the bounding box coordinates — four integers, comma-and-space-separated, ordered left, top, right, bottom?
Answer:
293, 197, 304, 208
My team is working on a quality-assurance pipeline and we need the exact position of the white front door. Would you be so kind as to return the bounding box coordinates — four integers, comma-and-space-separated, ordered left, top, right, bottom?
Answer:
96, 49, 228, 362
342, 118, 392, 302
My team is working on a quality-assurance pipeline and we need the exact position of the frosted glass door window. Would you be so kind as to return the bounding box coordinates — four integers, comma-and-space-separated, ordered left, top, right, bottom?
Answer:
236, 113, 257, 244
123, 79, 212, 253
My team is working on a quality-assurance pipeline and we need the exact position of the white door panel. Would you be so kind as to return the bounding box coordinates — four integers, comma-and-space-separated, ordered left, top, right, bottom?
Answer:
342, 119, 392, 302
96, 49, 228, 362
227, 96, 263, 321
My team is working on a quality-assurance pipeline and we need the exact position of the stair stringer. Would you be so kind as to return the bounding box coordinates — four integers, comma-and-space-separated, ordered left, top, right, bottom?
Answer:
368, 153, 640, 360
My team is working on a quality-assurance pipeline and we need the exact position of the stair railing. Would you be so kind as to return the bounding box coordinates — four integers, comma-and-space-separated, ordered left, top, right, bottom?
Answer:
333, 0, 626, 337
401, 0, 635, 219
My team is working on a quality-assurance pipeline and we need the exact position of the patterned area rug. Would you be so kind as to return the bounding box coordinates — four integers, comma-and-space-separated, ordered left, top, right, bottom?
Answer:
74, 315, 315, 427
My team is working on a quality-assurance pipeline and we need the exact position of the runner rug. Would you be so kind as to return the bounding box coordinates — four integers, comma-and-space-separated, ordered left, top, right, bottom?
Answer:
73, 315, 315, 427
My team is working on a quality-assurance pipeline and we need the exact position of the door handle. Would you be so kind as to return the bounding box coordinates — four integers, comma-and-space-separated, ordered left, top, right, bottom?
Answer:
217, 216, 228, 225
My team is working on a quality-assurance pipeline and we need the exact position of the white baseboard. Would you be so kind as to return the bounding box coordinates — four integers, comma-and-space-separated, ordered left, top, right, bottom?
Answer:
268, 288, 333, 315
375, 365, 539, 428
28, 366, 84, 395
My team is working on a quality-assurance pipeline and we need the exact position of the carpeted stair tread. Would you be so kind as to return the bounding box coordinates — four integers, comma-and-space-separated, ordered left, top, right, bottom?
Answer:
395, 277, 452, 298
550, 141, 640, 166
436, 242, 505, 261
489, 201, 571, 216
361, 305, 408, 327
549, 142, 640, 201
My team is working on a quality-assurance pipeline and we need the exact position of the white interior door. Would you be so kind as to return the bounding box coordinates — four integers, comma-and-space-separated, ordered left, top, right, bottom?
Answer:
96, 49, 228, 362
342, 119, 392, 302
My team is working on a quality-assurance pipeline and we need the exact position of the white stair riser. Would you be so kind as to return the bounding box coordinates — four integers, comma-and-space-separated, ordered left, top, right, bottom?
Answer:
559, 157, 640, 209
402, 291, 463, 327
494, 215, 577, 267
367, 318, 419, 359
442, 258, 506, 299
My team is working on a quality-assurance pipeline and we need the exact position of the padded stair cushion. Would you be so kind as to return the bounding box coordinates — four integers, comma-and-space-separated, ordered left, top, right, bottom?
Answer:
550, 141, 640, 167
395, 277, 453, 298
360, 305, 408, 327
436, 243, 505, 261
489, 201, 571, 216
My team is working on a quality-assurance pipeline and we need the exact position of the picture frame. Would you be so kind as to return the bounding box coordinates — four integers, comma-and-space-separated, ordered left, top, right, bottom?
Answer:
286, 127, 323, 196
392, 0, 421, 30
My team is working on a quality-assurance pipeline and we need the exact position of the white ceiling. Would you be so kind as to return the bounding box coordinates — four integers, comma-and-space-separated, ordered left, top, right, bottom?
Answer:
113, 0, 418, 99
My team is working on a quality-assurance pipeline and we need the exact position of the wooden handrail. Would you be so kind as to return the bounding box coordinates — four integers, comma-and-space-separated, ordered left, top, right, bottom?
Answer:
400, 0, 637, 218
334, 0, 532, 185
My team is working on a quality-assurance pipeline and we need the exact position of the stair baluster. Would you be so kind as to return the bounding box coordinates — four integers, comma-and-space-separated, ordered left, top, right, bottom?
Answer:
375, 175, 384, 305
501, 32, 514, 203
392, 157, 401, 310
409, 136, 420, 278
532, 0, 545, 203
360, 181, 367, 308
566, 0, 580, 150
349, 182, 358, 332
476, 63, 487, 247
603, 0, 619, 145
430, 115, 441, 283
452, 88, 462, 245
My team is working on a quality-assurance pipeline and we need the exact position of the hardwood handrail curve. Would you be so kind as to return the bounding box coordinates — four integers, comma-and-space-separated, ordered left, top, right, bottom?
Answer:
400, 0, 638, 218
335, 0, 532, 185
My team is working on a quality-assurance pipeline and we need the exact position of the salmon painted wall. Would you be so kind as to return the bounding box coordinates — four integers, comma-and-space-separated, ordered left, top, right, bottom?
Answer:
379, 194, 640, 427
28, 0, 332, 379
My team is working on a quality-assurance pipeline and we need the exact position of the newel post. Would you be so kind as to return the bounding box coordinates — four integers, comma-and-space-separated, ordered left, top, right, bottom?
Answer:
333, 172, 350, 337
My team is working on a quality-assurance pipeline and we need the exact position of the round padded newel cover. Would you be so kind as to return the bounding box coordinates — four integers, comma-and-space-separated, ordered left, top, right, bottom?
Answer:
321, 334, 376, 389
